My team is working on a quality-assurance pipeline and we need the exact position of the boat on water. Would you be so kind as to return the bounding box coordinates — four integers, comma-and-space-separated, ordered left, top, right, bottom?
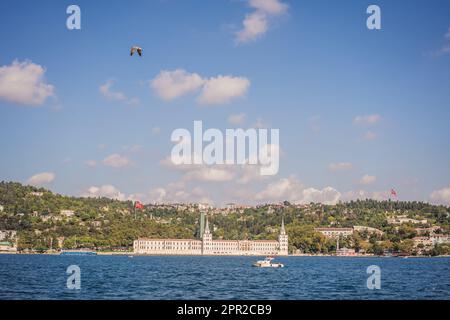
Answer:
252, 257, 284, 268
60, 250, 97, 256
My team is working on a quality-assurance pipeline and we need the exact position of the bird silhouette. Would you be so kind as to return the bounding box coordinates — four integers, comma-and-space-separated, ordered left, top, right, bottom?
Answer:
130, 46, 143, 57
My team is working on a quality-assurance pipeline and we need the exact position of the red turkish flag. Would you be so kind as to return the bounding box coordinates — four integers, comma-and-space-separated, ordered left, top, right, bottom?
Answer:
134, 201, 144, 209
390, 189, 397, 197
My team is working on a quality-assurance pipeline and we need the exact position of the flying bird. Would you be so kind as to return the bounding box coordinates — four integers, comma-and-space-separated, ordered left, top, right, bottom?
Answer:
130, 46, 143, 57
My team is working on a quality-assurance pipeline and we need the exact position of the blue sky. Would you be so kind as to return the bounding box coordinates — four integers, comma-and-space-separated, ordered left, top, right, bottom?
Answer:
0, 0, 449, 206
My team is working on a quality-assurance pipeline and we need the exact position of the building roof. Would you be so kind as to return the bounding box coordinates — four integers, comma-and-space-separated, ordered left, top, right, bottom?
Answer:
315, 227, 353, 231
137, 238, 201, 242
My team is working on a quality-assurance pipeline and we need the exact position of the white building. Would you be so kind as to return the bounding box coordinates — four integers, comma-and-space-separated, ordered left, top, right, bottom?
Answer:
430, 234, 450, 245
0, 242, 16, 252
315, 227, 353, 238
0, 230, 17, 252
387, 215, 427, 225
134, 218, 288, 256
0, 230, 17, 241
29, 192, 43, 197
60, 210, 75, 217
0, 204, 4, 212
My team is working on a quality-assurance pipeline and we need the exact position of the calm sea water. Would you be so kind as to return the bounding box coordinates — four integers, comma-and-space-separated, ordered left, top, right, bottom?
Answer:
0, 254, 449, 300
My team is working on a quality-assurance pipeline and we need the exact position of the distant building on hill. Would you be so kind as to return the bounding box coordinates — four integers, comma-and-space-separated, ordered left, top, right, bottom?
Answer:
60, 210, 75, 217
387, 215, 427, 225
315, 227, 353, 238
29, 192, 43, 197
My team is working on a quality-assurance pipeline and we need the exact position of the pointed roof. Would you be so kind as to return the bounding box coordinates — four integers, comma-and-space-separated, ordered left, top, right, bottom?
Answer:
280, 218, 286, 235
204, 216, 210, 234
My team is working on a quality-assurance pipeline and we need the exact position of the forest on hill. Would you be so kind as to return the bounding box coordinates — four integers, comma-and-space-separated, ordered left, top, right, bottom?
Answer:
1, 181, 449, 255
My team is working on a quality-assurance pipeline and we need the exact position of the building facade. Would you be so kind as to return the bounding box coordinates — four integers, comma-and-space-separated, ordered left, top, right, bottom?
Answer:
134, 218, 288, 256
314, 227, 353, 238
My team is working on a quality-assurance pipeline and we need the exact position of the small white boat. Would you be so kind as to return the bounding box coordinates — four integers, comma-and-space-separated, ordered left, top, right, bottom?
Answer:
252, 257, 284, 268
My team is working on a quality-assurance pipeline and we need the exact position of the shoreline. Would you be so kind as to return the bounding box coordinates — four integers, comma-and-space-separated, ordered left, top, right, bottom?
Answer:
2, 251, 450, 258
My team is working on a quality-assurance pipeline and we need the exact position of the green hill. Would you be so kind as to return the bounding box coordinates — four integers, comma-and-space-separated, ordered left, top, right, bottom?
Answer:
0, 181, 449, 255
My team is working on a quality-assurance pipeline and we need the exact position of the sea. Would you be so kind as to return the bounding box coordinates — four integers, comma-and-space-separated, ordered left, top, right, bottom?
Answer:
0, 254, 449, 300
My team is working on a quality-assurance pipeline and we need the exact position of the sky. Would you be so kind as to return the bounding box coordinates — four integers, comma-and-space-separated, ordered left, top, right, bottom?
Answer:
0, 0, 450, 206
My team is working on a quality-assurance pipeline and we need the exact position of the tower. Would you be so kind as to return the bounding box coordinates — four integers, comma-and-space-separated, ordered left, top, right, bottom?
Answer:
278, 218, 288, 256
199, 211, 205, 238
202, 216, 212, 254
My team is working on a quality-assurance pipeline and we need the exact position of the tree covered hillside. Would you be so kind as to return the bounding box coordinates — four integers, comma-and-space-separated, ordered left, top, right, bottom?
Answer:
0, 181, 449, 255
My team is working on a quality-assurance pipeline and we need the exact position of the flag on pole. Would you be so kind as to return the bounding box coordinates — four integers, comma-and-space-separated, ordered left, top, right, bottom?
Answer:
390, 189, 397, 197
134, 201, 144, 209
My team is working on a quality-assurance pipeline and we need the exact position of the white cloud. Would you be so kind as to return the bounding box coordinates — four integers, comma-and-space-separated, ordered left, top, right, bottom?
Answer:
150, 69, 204, 100
148, 187, 167, 203
353, 114, 381, 126
249, 0, 288, 14
228, 113, 247, 125
145, 183, 212, 204
0, 60, 55, 106
151, 69, 250, 106
236, 164, 268, 184
102, 154, 131, 168
82, 185, 125, 201
255, 176, 303, 201
198, 76, 250, 105
236, 0, 288, 44
432, 28, 450, 56
360, 174, 377, 185
430, 187, 450, 206
99, 80, 139, 105
329, 162, 353, 172
302, 187, 341, 205
161, 156, 236, 183
342, 190, 389, 202
183, 167, 235, 182
254, 176, 341, 205
27, 172, 55, 186
236, 12, 269, 43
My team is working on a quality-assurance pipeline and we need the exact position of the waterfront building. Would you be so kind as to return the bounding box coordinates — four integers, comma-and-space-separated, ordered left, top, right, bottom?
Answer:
134, 217, 288, 256
0, 241, 16, 252
336, 247, 356, 256
0, 230, 17, 241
